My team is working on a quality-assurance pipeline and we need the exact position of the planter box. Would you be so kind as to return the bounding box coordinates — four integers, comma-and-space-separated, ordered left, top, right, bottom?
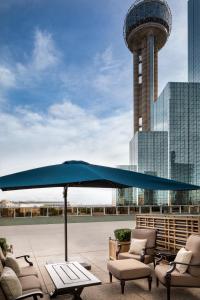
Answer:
109, 238, 130, 260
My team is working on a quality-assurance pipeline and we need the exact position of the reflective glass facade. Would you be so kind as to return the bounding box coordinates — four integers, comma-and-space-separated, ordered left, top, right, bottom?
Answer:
130, 131, 168, 205
188, 0, 200, 82
154, 82, 200, 204
114, 165, 136, 205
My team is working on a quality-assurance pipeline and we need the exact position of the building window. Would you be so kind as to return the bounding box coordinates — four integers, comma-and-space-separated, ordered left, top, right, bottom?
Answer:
139, 117, 143, 131
138, 53, 142, 84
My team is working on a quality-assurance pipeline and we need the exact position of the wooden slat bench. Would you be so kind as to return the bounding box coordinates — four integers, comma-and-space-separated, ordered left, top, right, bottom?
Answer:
45, 261, 101, 299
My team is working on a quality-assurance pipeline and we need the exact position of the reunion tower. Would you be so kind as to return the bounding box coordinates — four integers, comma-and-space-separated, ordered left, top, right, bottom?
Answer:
124, 0, 172, 133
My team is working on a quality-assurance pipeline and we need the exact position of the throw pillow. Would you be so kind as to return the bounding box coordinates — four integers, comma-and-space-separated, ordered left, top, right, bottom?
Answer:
175, 247, 192, 274
186, 234, 200, 277
5, 254, 21, 277
0, 267, 22, 300
129, 238, 147, 255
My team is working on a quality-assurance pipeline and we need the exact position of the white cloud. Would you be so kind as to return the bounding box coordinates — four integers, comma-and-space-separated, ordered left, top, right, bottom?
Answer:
32, 29, 60, 71
0, 100, 132, 204
0, 66, 16, 88
0, 29, 60, 93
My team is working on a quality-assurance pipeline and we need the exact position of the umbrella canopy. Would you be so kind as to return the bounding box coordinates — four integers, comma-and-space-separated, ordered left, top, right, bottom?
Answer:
0, 160, 199, 191
0, 160, 199, 261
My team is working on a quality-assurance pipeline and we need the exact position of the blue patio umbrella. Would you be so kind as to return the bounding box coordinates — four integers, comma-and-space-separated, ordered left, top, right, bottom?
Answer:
0, 160, 199, 260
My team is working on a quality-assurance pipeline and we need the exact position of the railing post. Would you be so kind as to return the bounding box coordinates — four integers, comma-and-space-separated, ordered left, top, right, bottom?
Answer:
90, 207, 93, 216
160, 206, 162, 214
179, 206, 182, 214
128, 206, 130, 215
149, 206, 152, 214
139, 206, 141, 214
103, 207, 106, 216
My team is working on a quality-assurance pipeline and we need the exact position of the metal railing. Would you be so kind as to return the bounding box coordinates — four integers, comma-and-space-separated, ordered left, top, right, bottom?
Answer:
0, 205, 199, 218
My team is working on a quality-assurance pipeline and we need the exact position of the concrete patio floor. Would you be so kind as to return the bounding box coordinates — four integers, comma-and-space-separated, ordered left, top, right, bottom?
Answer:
1, 220, 200, 300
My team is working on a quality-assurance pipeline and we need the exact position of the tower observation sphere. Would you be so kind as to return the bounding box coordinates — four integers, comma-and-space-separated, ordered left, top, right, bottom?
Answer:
124, 0, 172, 133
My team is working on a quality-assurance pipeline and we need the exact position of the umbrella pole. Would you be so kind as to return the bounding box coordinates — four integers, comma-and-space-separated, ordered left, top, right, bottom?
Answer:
63, 186, 68, 261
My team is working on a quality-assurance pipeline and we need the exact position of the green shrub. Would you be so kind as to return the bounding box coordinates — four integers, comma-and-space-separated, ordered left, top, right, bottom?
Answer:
114, 228, 131, 242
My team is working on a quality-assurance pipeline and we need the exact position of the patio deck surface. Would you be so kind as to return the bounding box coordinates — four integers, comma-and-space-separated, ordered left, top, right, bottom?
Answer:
1, 220, 200, 300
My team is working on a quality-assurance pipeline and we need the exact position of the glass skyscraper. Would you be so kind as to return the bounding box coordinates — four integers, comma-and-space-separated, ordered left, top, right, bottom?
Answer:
154, 82, 200, 205
188, 0, 200, 82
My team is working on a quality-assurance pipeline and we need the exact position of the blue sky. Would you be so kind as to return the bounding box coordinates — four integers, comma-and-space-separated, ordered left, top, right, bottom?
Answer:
0, 0, 188, 204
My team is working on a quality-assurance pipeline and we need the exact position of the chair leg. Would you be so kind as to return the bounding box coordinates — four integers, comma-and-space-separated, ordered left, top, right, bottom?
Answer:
120, 280, 125, 294
148, 276, 152, 291
166, 285, 171, 300
109, 272, 112, 283
156, 277, 159, 287
153, 259, 156, 269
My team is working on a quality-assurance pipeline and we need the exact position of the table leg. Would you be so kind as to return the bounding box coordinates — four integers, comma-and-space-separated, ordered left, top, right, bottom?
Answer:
73, 287, 84, 300
74, 295, 82, 300
50, 289, 58, 298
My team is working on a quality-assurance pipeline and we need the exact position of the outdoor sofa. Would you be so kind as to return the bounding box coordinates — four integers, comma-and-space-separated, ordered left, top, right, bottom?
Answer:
0, 246, 43, 300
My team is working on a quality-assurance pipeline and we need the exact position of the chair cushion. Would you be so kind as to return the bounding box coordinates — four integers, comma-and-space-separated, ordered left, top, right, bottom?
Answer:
129, 238, 147, 255
175, 248, 192, 274
118, 252, 152, 264
5, 254, 21, 277
19, 275, 41, 291
19, 266, 38, 277
132, 228, 156, 255
107, 258, 151, 280
155, 263, 200, 287
185, 234, 200, 277
0, 267, 22, 300
0, 247, 6, 264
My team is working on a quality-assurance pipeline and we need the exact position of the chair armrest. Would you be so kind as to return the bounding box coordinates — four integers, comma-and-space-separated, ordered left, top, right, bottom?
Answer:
166, 262, 176, 275
169, 261, 200, 268
16, 255, 33, 266
165, 261, 200, 280
155, 253, 167, 265
116, 241, 131, 259
116, 243, 122, 259
140, 246, 155, 262
16, 291, 43, 300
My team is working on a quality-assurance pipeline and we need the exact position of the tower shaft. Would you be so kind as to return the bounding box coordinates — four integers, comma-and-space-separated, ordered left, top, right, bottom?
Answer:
133, 35, 158, 133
